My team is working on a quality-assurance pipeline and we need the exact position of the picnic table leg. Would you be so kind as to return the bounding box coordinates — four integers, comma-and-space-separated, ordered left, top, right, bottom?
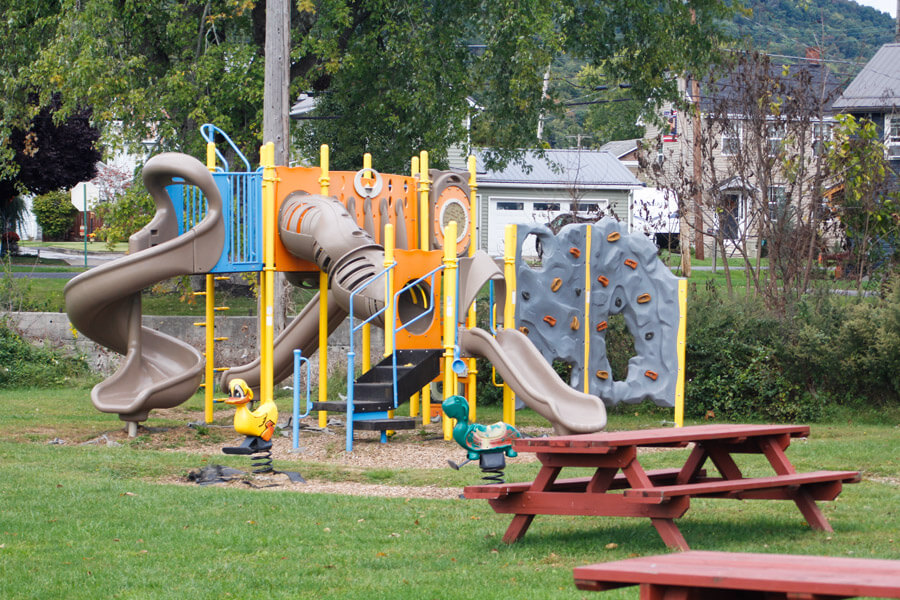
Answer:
501, 464, 561, 544
650, 518, 690, 551
792, 489, 834, 532
502, 514, 536, 543
640, 584, 691, 600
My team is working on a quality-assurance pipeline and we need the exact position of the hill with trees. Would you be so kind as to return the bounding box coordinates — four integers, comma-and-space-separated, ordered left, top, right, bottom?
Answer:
727, 0, 895, 70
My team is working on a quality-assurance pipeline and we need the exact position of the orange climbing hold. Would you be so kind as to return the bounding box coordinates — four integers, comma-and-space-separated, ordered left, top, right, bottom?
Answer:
624, 258, 638, 269
596, 321, 608, 332
637, 293, 651, 304
597, 275, 609, 287
596, 370, 610, 380
645, 370, 659, 381
543, 315, 557, 327
519, 326, 530, 335
607, 232, 621, 242
570, 316, 580, 330
551, 277, 563, 292
569, 247, 581, 258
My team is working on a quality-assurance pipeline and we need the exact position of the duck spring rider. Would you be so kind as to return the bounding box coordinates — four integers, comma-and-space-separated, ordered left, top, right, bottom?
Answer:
443, 395, 521, 483
221, 378, 278, 474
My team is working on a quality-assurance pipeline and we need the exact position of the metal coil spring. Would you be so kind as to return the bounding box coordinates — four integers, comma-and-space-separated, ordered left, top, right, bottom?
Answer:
480, 465, 505, 484
251, 448, 274, 474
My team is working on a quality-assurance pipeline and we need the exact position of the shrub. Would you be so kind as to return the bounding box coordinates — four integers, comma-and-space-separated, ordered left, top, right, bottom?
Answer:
0, 319, 91, 387
94, 180, 155, 249
31, 190, 78, 240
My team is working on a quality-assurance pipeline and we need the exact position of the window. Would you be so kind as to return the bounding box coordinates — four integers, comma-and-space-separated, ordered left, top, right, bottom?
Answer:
533, 202, 560, 211
813, 122, 832, 156
497, 201, 524, 211
722, 122, 742, 155
887, 116, 900, 159
768, 186, 788, 221
767, 122, 785, 157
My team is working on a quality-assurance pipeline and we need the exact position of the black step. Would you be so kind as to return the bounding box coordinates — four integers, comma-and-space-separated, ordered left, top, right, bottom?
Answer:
312, 400, 393, 413
354, 349, 442, 402
353, 417, 418, 431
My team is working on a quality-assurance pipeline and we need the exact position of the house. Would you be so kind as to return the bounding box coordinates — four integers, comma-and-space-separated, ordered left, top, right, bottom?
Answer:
831, 42, 900, 170
473, 149, 644, 256
641, 51, 843, 258
598, 138, 640, 176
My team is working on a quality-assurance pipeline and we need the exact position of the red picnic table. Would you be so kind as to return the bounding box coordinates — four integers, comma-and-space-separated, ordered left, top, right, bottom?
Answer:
464, 424, 860, 550
573, 551, 900, 599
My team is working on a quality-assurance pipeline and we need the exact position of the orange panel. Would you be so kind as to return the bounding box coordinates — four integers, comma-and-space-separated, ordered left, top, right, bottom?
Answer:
390, 248, 443, 350
273, 166, 420, 272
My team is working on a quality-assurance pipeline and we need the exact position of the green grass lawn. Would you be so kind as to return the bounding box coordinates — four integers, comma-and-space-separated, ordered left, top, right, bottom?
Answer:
0, 387, 897, 599
20, 240, 129, 253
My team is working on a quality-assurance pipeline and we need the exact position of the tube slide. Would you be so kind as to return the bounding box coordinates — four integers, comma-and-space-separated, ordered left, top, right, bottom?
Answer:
65, 153, 225, 423
458, 327, 607, 435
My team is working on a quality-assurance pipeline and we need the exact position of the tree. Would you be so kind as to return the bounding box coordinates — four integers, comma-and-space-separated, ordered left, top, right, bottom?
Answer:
31, 191, 78, 240
642, 51, 842, 309
825, 114, 900, 292
5, 0, 734, 174
0, 94, 101, 253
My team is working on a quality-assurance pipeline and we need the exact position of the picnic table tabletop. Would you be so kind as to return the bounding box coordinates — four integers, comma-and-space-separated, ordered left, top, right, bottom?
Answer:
574, 551, 900, 598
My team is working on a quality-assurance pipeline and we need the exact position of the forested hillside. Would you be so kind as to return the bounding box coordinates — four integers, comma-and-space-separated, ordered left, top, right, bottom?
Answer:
726, 0, 895, 69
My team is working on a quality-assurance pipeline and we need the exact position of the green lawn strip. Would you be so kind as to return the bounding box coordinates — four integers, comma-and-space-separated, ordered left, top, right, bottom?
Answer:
19, 241, 129, 253
0, 439, 897, 599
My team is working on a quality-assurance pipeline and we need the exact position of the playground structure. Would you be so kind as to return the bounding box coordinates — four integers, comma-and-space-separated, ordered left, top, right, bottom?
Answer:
64, 125, 686, 450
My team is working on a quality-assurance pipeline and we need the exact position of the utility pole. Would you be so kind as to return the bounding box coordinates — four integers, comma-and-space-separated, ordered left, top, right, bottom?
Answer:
264, 0, 290, 164
264, 0, 291, 331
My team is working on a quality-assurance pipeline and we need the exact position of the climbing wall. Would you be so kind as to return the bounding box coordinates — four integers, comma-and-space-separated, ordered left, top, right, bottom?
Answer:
515, 218, 682, 407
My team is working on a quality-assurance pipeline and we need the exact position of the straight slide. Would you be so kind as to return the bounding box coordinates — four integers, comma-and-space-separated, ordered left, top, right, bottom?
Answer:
458, 327, 607, 435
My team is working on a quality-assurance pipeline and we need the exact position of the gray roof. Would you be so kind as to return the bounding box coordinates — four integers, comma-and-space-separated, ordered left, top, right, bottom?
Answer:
476, 149, 643, 189
598, 139, 639, 159
833, 43, 900, 111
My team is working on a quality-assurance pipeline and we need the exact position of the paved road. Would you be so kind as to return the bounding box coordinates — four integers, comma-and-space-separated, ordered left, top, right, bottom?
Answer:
11, 247, 123, 278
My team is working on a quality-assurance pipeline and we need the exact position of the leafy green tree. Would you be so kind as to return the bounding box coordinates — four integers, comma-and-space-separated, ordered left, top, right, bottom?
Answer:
31, 191, 78, 240
94, 181, 155, 249
5, 0, 734, 174
826, 114, 900, 291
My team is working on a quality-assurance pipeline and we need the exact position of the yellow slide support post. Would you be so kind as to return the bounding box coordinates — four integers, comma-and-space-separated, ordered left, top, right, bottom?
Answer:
418, 151, 432, 424
675, 278, 688, 427
583, 226, 592, 394
466, 155, 478, 422
362, 153, 373, 374
260, 142, 277, 406
318, 144, 330, 428
442, 221, 458, 441
502, 224, 517, 426
408, 156, 420, 418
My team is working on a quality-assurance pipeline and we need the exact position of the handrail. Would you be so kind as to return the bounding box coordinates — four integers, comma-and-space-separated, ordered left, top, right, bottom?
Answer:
291, 349, 313, 451
345, 262, 397, 452
390, 265, 444, 409
200, 123, 253, 173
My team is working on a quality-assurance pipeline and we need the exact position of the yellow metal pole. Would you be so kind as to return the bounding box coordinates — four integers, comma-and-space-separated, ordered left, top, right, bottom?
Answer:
583, 226, 592, 395
442, 221, 458, 441
502, 224, 517, 426
418, 151, 430, 251
362, 152, 373, 373
466, 155, 478, 422
675, 278, 688, 427
418, 151, 432, 424
318, 144, 330, 428
260, 142, 276, 405
202, 141, 217, 423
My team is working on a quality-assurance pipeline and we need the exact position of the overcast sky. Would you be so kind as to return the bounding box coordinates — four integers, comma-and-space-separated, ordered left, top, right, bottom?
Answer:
851, 0, 897, 17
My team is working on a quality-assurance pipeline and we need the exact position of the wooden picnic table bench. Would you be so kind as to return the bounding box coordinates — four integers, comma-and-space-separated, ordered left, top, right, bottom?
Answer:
573, 550, 900, 599
463, 424, 860, 550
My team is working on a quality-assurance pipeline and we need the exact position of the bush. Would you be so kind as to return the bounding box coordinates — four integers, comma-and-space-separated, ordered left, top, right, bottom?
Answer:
31, 190, 78, 240
94, 180, 155, 249
684, 279, 900, 421
0, 319, 91, 387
